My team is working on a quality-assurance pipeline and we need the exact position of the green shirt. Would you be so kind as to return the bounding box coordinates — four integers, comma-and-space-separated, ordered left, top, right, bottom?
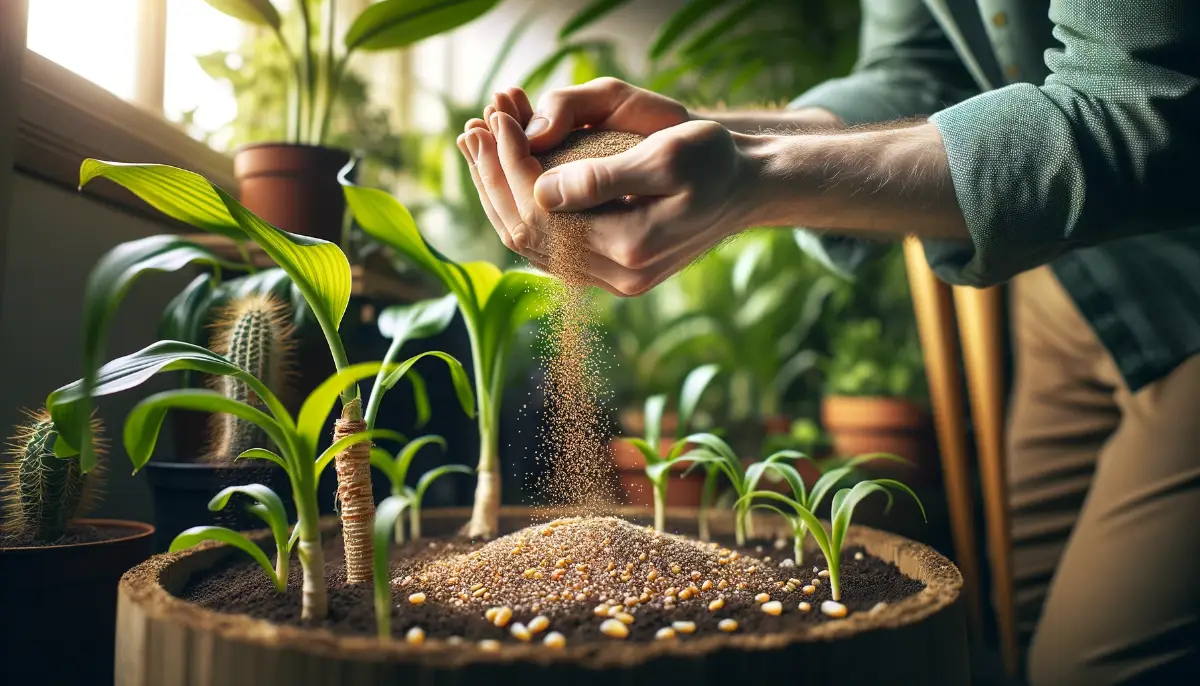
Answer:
791, 0, 1200, 390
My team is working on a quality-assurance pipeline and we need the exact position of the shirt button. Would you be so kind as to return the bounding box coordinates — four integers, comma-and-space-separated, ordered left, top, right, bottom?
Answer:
993, 12, 1008, 27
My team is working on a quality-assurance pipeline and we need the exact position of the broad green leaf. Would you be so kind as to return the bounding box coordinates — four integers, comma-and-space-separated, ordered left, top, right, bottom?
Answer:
170, 526, 282, 590
744, 454, 807, 500
207, 484, 289, 557
202, 0, 281, 27
377, 293, 458, 346
415, 464, 473, 502
644, 460, 673, 485
559, 0, 635, 38
643, 394, 667, 449
372, 495, 409, 638
478, 270, 556, 377
649, 0, 730, 60
392, 435, 448, 488
809, 453, 909, 511
237, 448, 288, 470
345, 0, 500, 51
406, 369, 431, 428
296, 362, 395, 456
124, 390, 286, 472
831, 480, 924, 552
82, 161, 352, 343
73, 236, 229, 469
159, 273, 215, 344
314, 429, 408, 481
677, 364, 720, 437
458, 262, 502, 309
378, 352, 474, 419
674, 450, 736, 485
47, 341, 287, 467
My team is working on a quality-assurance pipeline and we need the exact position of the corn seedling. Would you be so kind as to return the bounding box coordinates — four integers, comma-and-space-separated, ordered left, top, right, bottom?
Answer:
370, 436, 473, 543
53, 160, 479, 586
372, 495, 410, 639
171, 484, 293, 591
622, 364, 720, 532
675, 432, 804, 546
1, 410, 103, 546
738, 477, 925, 601
343, 174, 555, 539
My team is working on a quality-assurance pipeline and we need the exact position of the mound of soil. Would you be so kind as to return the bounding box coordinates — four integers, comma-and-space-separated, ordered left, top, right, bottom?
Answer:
181, 517, 923, 645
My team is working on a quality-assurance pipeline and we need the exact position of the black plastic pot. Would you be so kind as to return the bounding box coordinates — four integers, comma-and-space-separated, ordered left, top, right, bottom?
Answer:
144, 462, 295, 552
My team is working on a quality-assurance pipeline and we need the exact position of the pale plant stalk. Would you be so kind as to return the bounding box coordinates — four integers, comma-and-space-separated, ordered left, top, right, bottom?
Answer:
699, 467, 718, 542
652, 480, 667, 533
295, 488, 327, 620
393, 504, 407, 545
409, 503, 422, 541
463, 329, 501, 538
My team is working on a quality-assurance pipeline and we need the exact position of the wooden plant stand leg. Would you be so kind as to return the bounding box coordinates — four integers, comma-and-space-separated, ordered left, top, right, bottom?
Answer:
902, 238, 983, 641
952, 283, 1018, 677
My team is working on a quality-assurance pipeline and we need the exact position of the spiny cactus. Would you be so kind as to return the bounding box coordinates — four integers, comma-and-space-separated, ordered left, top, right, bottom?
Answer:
1, 409, 104, 545
207, 293, 294, 462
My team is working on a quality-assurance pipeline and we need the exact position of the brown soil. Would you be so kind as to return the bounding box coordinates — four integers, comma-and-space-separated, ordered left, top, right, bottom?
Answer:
180, 517, 922, 644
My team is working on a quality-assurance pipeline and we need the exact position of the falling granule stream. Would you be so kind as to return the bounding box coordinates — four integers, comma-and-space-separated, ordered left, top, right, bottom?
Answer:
531, 131, 646, 512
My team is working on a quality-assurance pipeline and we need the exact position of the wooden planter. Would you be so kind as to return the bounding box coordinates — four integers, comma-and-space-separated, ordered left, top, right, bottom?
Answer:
116, 508, 968, 685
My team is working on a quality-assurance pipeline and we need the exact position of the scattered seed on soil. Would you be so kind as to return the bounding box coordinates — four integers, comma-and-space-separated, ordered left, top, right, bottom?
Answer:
761, 601, 783, 616
798, 602, 812, 612
528, 615, 550, 634
655, 627, 677, 640
600, 618, 630, 638
708, 598, 725, 611
510, 622, 532, 641
718, 619, 739, 632
544, 631, 567, 648
755, 593, 770, 604
818, 569, 830, 578
802, 585, 816, 595
408, 592, 426, 605
479, 639, 501, 652
406, 627, 425, 645
855, 552, 865, 561
822, 601, 848, 618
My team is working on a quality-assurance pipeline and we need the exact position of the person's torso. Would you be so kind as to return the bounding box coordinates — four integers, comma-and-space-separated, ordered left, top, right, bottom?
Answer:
930, 0, 1200, 391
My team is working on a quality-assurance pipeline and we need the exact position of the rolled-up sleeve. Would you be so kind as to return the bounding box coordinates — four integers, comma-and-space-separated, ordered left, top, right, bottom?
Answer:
789, 0, 979, 275
928, 0, 1200, 286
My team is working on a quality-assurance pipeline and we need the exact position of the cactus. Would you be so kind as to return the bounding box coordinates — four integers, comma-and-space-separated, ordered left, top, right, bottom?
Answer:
1, 409, 103, 545
207, 294, 294, 462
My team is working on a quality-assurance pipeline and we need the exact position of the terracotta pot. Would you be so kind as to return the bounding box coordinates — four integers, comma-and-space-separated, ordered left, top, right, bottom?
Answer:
821, 395, 934, 472
610, 437, 705, 507
1, 519, 155, 686
144, 462, 295, 552
115, 507, 967, 685
233, 144, 353, 243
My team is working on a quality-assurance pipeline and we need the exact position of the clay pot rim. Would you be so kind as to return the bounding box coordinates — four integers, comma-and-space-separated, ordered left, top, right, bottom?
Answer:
120, 507, 961, 670
0, 518, 154, 553
233, 141, 353, 156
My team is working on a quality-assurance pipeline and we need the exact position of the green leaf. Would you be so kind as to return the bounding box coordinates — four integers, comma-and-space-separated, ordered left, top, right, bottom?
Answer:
478, 269, 556, 380
314, 429, 408, 481
202, 0, 281, 27
744, 454, 808, 501
372, 495, 409, 638
414, 464, 473, 503
392, 435, 448, 489
406, 369, 431, 429
643, 394, 667, 449
680, 432, 743, 488
159, 273, 215, 345
296, 362, 395, 456
681, 0, 763, 56
377, 293, 458, 347
730, 237, 769, 297
207, 483, 289, 557
345, 0, 500, 52
737, 490, 832, 560
72, 235, 229, 469
237, 448, 288, 470
636, 314, 726, 377
170, 526, 282, 590
559, 0, 635, 38
809, 453, 909, 511
649, 0, 730, 60
82, 161, 353, 352
124, 390, 287, 472
677, 364, 720, 437
47, 341, 287, 468
644, 460, 674, 485
378, 351, 474, 419
624, 437, 661, 467
369, 447, 401, 488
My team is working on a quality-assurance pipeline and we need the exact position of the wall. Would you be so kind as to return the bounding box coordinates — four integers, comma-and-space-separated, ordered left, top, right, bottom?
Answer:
1, 173, 191, 522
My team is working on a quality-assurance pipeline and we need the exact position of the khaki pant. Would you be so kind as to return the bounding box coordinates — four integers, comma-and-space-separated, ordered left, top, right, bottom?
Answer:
1008, 267, 1200, 684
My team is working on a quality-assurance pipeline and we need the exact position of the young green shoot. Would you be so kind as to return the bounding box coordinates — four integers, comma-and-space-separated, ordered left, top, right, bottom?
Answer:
370, 436, 474, 543
738, 477, 925, 600
171, 484, 293, 591
623, 364, 720, 533
372, 495, 408, 640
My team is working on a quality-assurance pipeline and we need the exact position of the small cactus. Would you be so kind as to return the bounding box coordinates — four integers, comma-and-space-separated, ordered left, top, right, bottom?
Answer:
1, 409, 104, 545
207, 293, 294, 462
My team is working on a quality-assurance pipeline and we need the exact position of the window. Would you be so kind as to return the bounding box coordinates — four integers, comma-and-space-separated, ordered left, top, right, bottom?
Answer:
27, 0, 243, 147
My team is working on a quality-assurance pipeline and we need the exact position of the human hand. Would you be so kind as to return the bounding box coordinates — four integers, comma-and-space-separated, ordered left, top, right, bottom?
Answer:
455, 80, 765, 296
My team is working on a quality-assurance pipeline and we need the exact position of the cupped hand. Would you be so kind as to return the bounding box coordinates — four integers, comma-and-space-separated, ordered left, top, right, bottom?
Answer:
455, 79, 762, 296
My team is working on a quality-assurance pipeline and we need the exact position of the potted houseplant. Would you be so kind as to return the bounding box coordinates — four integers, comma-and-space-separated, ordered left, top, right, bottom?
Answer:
0, 412, 155, 685
196, 0, 502, 241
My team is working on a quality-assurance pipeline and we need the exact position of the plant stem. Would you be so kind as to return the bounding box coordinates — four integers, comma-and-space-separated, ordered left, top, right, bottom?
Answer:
410, 502, 422, 541
462, 319, 501, 538
652, 480, 666, 533
392, 489, 406, 544
295, 486, 327, 620
793, 534, 804, 568
364, 333, 406, 428
274, 540, 289, 590
829, 555, 841, 601
699, 467, 718, 541
734, 505, 747, 547
297, 0, 316, 141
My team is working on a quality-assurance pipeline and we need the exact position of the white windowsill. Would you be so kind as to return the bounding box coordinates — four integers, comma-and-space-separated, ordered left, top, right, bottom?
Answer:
15, 49, 236, 223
